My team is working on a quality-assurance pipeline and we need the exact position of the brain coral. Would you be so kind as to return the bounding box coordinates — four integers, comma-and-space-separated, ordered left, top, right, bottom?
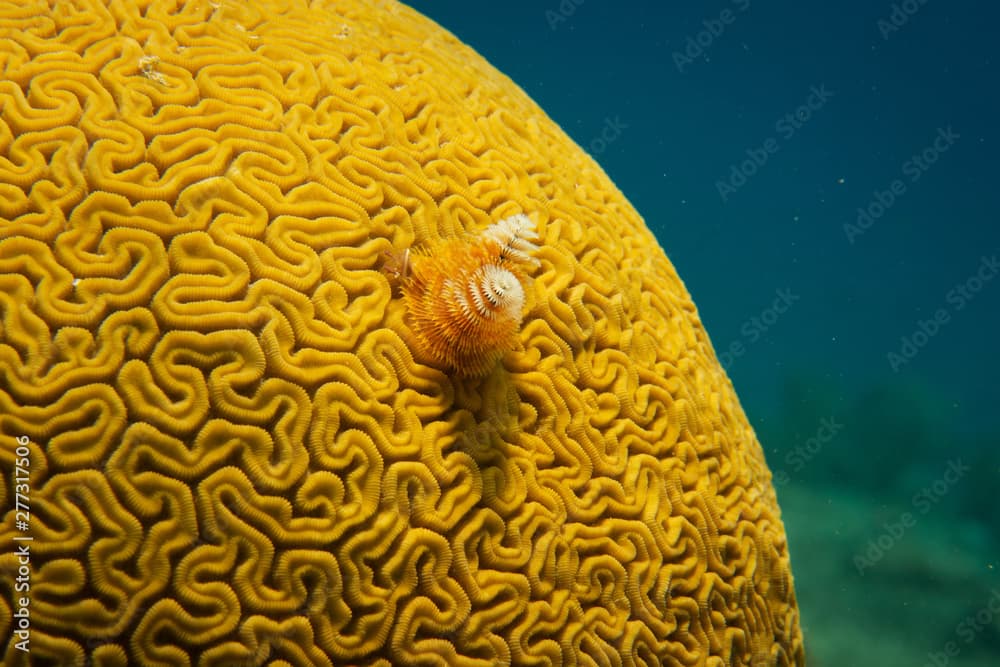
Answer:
0, 0, 804, 665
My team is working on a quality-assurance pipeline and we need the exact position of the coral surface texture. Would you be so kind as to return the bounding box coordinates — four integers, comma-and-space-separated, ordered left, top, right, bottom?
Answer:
0, 0, 804, 665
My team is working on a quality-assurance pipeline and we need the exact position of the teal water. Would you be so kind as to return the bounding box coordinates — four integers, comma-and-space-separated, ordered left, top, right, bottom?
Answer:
408, 1, 1000, 664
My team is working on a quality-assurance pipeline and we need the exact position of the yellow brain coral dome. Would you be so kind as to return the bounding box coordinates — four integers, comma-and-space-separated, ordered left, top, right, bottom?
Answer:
0, 0, 804, 665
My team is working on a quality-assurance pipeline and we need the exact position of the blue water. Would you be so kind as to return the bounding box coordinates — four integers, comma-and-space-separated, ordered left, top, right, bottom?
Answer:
408, 1, 1000, 664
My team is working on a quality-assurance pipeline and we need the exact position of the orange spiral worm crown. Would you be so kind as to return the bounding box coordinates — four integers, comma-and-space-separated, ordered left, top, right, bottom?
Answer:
401, 213, 540, 377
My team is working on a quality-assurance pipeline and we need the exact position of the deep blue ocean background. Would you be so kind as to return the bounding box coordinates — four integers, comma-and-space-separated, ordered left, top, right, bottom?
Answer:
407, 1, 1000, 664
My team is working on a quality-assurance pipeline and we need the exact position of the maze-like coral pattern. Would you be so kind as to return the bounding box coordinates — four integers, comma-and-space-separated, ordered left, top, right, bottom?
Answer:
0, 0, 804, 665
